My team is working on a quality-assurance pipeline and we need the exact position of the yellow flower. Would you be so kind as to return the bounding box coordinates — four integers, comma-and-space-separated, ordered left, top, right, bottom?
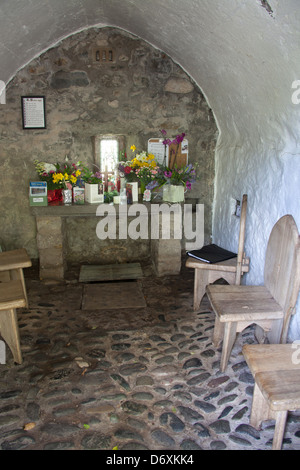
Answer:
130, 145, 136, 152
52, 172, 63, 183
70, 175, 77, 184
64, 173, 69, 180
75, 170, 81, 177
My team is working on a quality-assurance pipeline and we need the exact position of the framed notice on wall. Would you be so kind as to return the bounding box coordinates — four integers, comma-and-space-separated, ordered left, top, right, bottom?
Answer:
148, 138, 188, 168
21, 96, 46, 129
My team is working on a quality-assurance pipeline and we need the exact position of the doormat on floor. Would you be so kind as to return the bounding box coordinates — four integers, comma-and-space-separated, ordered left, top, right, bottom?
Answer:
79, 263, 143, 283
82, 281, 147, 310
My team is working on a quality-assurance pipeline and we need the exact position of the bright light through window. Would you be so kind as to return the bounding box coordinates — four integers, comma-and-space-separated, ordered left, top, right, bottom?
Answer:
100, 139, 118, 173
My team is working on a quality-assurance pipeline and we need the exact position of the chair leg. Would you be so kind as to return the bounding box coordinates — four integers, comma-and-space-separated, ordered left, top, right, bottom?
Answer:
268, 319, 283, 344
193, 269, 209, 311
0, 308, 22, 364
272, 410, 288, 450
220, 321, 237, 372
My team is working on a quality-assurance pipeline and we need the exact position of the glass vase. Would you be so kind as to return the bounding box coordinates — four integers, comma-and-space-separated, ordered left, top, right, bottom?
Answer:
63, 189, 72, 205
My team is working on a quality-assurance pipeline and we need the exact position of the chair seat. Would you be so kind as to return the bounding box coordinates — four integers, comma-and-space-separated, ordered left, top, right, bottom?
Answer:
206, 284, 283, 322
0, 280, 26, 310
186, 256, 240, 273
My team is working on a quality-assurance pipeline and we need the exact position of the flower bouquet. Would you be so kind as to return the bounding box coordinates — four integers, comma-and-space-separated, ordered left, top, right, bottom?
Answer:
131, 147, 158, 192
34, 159, 82, 189
52, 161, 82, 204
147, 163, 196, 190
34, 159, 82, 203
117, 161, 138, 182
80, 165, 104, 204
34, 160, 61, 191
81, 166, 102, 185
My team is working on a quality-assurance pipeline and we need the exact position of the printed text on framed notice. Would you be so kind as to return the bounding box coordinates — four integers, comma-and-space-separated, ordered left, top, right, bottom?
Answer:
21, 96, 46, 129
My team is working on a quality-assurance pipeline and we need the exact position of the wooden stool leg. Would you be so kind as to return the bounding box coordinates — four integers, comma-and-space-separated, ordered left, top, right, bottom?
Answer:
250, 383, 288, 450
194, 269, 209, 310
272, 410, 288, 450
220, 321, 237, 372
10, 268, 29, 308
250, 383, 272, 429
213, 315, 224, 348
0, 308, 22, 364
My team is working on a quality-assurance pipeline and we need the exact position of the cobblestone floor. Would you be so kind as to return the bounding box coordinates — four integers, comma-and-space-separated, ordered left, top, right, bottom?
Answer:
0, 261, 299, 451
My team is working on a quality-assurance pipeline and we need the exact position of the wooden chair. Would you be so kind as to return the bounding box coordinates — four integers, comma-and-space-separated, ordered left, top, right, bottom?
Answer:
186, 194, 249, 311
0, 248, 32, 308
206, 214, 300, 372
0, 280, 26, 363
243, 343, 300, 450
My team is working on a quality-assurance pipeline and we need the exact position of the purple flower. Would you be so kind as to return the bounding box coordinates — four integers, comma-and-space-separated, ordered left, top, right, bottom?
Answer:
186, 181, 192, 190
161, 131, 186, 147
164, 171, 172, 178
172, 133, 186, 145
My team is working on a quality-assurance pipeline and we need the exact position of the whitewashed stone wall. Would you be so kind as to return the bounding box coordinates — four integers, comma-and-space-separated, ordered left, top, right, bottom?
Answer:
212, 134, 300, 341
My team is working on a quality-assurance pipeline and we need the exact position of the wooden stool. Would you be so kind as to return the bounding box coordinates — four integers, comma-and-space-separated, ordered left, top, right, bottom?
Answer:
243, 343, 300, 450
0, 248, 32, 308
0, 280, 26, 364
186, 195, 249, 311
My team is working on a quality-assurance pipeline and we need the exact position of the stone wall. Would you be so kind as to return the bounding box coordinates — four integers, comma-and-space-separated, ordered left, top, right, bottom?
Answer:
1, 27, 218, 264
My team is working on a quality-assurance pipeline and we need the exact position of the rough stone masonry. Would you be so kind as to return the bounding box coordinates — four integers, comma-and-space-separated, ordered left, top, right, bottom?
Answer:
2, 27, 218, 265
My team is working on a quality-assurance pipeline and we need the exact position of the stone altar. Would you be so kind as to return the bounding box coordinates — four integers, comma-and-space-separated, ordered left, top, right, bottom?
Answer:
31, 202, 182, 280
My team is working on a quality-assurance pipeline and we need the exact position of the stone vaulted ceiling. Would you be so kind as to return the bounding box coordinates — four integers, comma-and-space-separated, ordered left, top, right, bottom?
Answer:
1, 0, 300, 339
0, 0, 300, 143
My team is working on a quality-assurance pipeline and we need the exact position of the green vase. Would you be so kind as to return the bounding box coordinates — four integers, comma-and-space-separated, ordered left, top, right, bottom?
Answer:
140, 182, 146, 194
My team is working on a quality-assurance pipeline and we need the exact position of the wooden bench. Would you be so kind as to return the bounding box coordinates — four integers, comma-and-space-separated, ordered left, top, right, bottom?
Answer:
0, 248, 32, 308
243, 343, 300, 450
0, 280, 26, 363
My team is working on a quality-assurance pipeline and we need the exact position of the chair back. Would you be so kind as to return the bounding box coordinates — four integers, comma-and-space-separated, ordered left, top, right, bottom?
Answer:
264, 214, 300, 342
235, 194, 248, 284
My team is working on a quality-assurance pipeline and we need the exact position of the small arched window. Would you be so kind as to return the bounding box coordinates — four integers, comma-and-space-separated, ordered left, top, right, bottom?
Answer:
93, 135, 125, 176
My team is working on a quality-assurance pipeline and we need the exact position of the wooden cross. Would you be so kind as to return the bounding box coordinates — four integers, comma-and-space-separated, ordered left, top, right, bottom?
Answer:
168, 143, 188, 169
103, 165, 109, 192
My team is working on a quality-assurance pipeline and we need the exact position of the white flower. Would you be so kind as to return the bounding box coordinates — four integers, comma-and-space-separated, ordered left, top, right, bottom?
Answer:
44, 163, 57, 173
136, 151, 147, 162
